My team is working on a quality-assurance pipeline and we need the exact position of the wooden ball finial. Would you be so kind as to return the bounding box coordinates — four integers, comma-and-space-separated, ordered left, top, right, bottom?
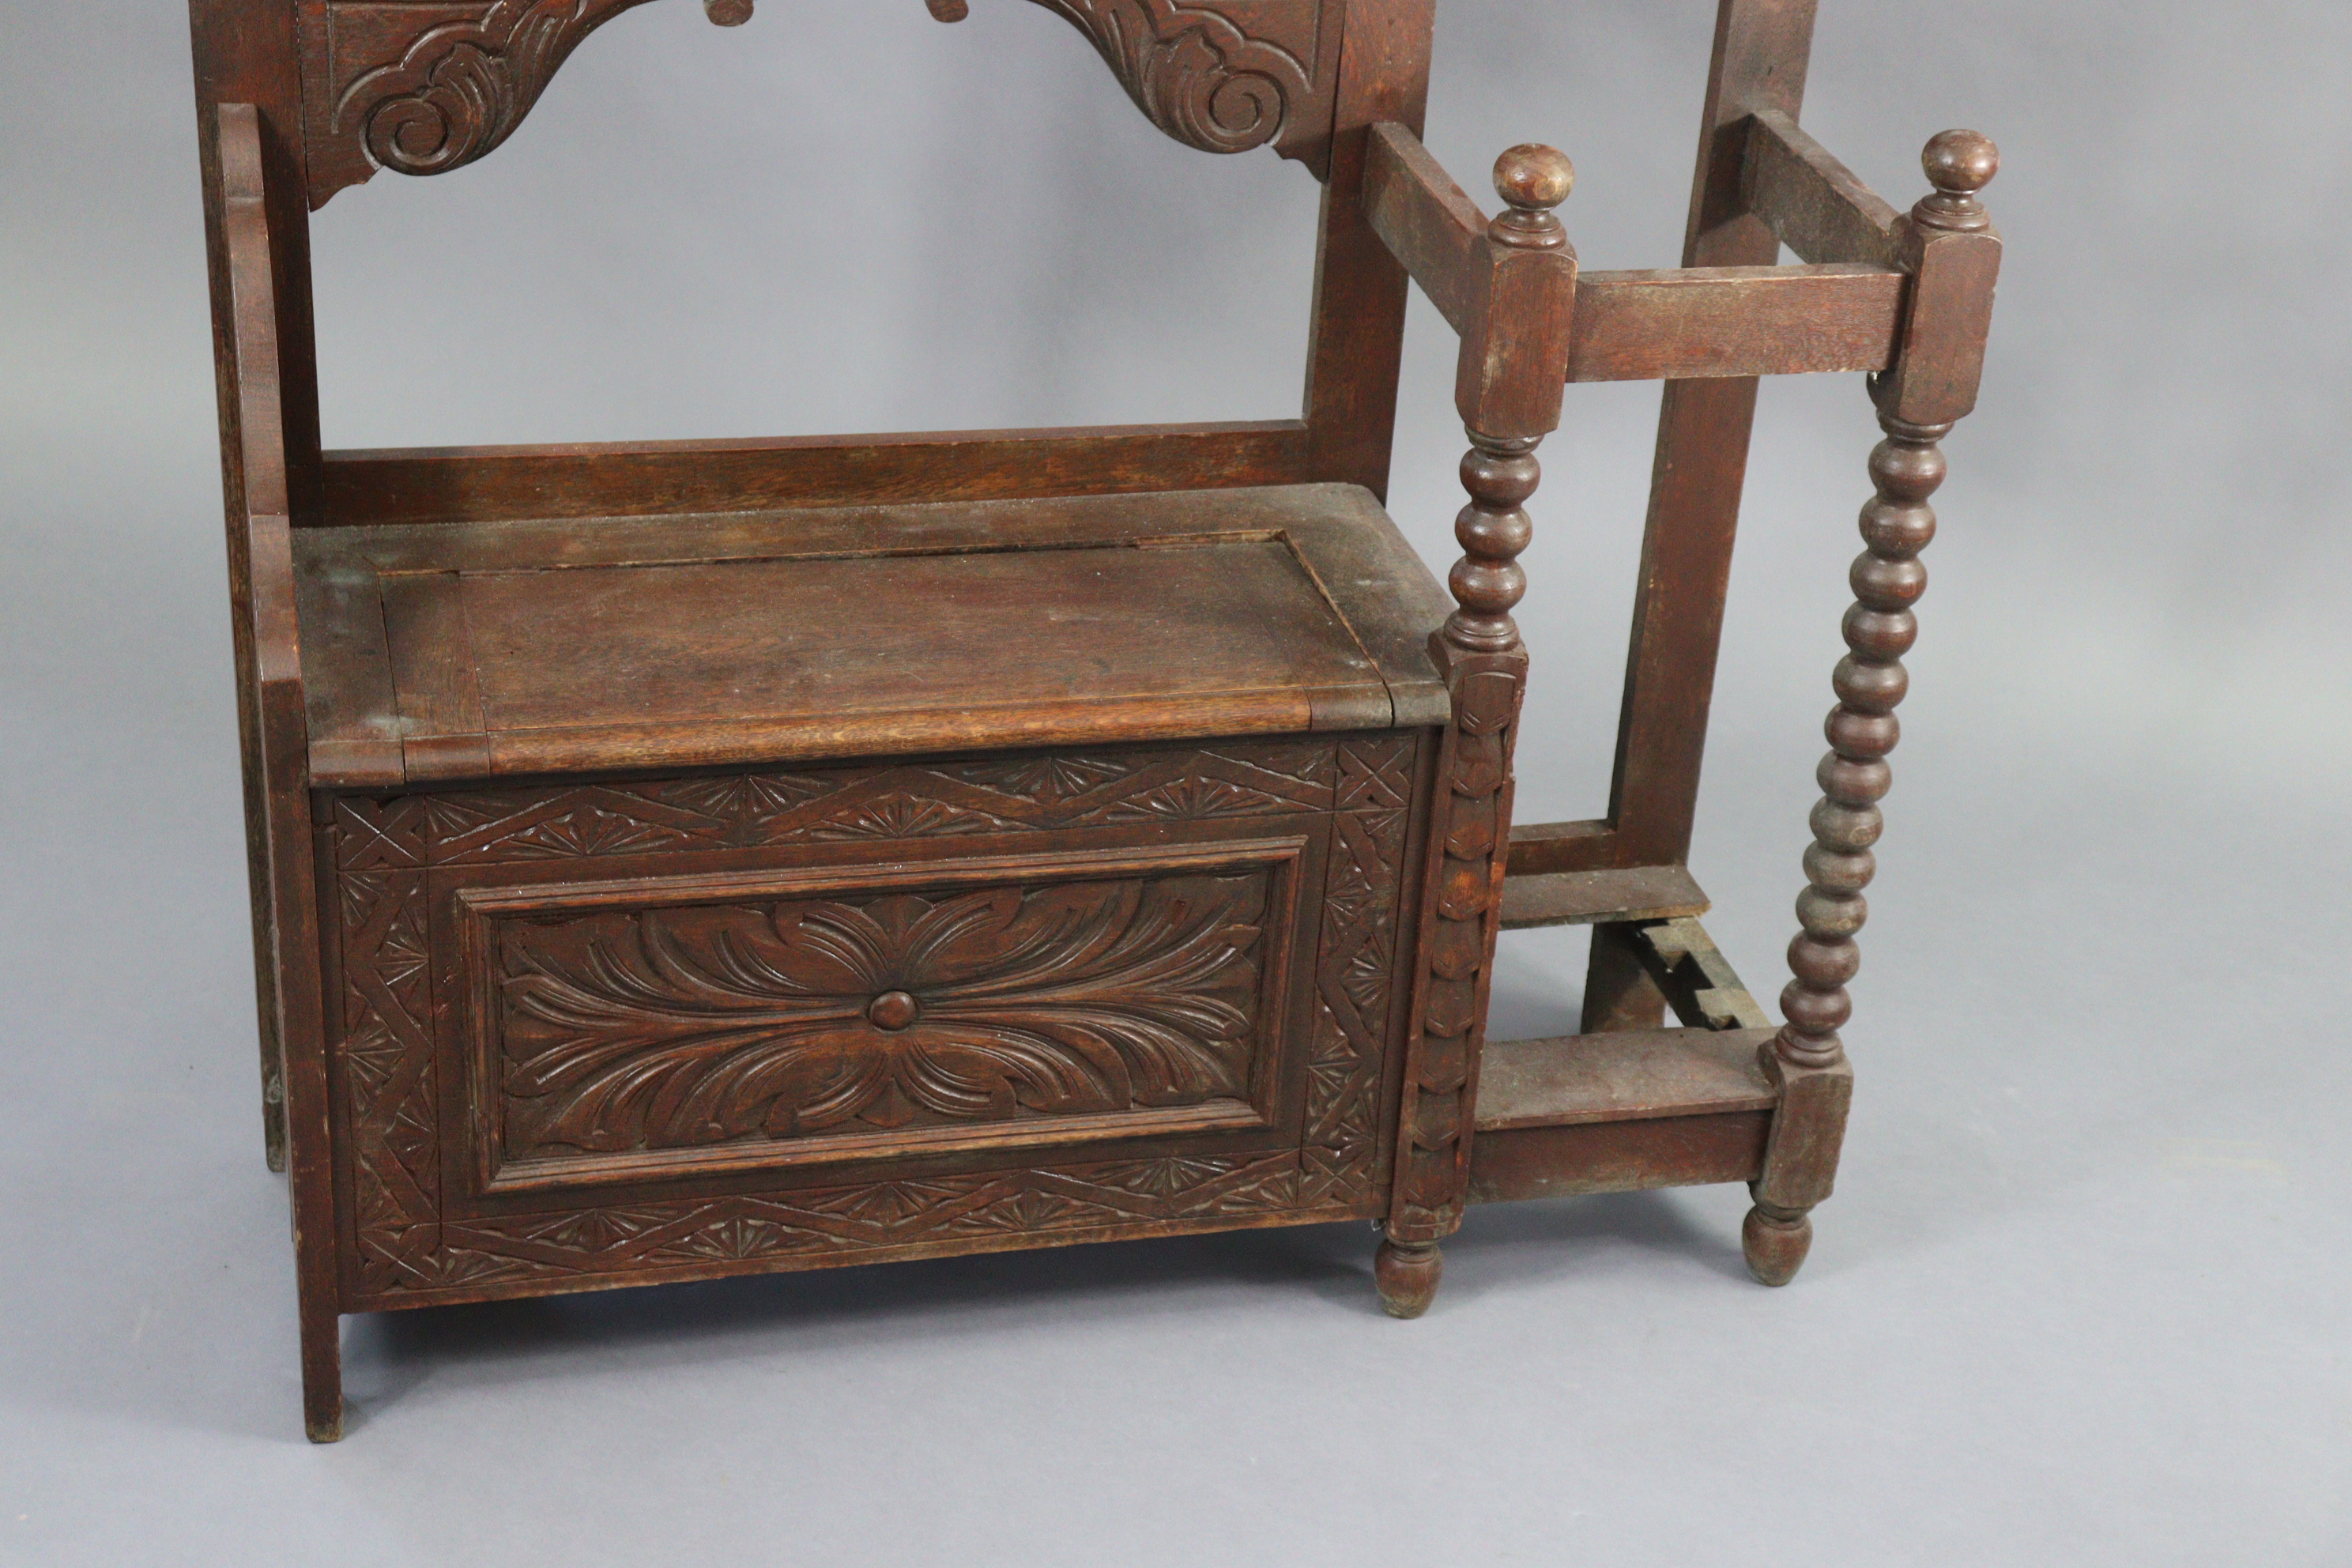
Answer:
1489, 144, 1574, 249
1913, 129, 1997, 232
703, 0, 753, 24
1922, 129, 1998, 196
1493, 144, 1574, 213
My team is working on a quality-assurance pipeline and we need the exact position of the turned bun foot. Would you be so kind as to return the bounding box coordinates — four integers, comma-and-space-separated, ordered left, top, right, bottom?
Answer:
1742, 1204, 1814, 1287
1374, 1238, 1443, 1317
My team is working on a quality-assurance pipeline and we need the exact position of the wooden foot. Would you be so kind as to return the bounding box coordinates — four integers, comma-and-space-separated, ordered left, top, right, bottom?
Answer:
1374, 1238, 1443, 1318
301, 1304, 345, 1443
1741, 1202, 1813, 1287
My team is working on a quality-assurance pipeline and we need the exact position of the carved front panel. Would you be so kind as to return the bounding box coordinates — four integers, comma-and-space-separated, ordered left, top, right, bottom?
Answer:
464, 848, 1299, 1191
326, 736, 1422, 1305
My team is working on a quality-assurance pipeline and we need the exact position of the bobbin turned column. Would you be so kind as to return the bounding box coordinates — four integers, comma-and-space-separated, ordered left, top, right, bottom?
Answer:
1745, 130, 2000, 1285
1379, 145, 1577, 1317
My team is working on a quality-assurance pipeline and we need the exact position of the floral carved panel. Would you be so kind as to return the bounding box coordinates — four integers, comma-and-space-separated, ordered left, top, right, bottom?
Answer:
297, 0, 1341, 207
468, 859, 1290, 1187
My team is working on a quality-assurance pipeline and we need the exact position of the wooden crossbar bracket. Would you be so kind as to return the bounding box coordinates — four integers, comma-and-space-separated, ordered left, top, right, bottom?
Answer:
1740, 108, 1904, 268
1475, 1026, 1778, 1133
1363, 122, 1486, 336
1629, 915, 1772, 1031
1367, 118, 1914, 398
1460, 913, 1771, 1206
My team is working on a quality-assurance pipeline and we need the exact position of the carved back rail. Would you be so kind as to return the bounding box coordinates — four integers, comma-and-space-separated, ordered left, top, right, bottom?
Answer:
299, 0, 1348, 205
194, 0, 1423, 529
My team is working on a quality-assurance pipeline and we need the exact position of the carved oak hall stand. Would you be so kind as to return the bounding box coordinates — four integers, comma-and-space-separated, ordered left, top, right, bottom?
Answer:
190, 0, 2001, 1440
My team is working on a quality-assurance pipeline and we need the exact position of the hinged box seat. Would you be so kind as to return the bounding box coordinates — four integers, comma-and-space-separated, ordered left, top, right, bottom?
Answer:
293, 483, 1451, 787
287, 481, 1459, 1343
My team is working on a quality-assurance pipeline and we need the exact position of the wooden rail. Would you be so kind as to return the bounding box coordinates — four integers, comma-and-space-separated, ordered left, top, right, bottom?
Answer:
1363, 121, 1486, 336
1365, 119, 1912, 392
1742, 108, 1904, 268
1567, 264, 1905, 382
1465, 1026, 1781, 1203
1498, 864, 1709, 929
318, 420, 1320, 527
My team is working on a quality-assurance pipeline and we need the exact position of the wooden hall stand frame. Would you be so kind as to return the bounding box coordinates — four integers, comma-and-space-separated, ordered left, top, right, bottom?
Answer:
190, 0, 2000, 1440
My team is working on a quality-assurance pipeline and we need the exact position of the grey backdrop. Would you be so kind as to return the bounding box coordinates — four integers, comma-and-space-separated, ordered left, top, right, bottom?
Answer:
4, 2, 2348, 1562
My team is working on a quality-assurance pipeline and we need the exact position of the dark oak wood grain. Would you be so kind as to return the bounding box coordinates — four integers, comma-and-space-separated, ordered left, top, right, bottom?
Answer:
1363, 120, 1487, 336
213, 104, 342, 1442
321, 422, 1319, 528
1465, 1111, 1770, 1204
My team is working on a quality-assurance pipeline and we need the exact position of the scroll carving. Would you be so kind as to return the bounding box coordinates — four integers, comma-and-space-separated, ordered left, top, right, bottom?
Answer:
299, 0, 1340, 206
301, 1, 663, 205
1022, 1, 1328, 164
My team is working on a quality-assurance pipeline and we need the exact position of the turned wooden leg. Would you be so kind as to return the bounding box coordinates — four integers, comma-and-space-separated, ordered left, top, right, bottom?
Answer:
1743, 130, 1997, 1287
1375, 1238, 1444, 1318
1380, 145, 1576, 1317
1743, 416, 1940, 1286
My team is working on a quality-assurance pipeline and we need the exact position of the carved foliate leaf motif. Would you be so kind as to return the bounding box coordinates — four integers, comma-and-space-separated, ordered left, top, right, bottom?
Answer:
1028, 0, 1316, 156
496, 873, 1268, 1159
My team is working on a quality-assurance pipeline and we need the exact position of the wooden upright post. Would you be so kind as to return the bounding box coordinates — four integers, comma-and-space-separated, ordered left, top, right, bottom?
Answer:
1575, 0, 1816, 1028
1747, 130, 2001, 1284
1379, 145, 1577, 1316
